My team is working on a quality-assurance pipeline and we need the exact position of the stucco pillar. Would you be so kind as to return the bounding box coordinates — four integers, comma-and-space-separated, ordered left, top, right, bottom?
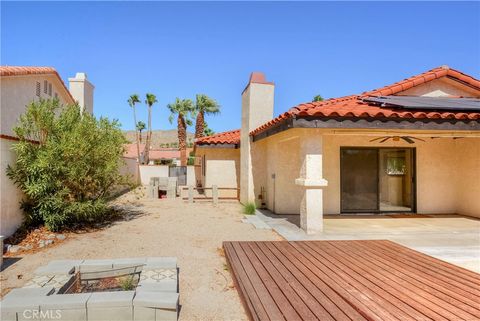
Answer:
295, 134, 328, 234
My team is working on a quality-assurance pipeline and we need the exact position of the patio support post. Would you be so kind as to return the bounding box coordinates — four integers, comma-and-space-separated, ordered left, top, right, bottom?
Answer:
295, 134, 328, 234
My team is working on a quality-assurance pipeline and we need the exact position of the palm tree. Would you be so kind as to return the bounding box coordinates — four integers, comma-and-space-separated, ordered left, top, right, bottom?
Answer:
203, 123, 215, 136
128, 94, 141, 162
313, 94, 324, 102
144, 93, 158, 164
194, 94, 220, 139
136, 121, 146, 143
167, 98, 194, 166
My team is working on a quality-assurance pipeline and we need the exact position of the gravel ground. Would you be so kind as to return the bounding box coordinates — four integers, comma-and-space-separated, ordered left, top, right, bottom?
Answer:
0, 188, 282, 320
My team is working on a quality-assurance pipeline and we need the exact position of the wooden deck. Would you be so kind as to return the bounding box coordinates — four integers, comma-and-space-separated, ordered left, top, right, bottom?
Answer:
223, 240, 480, 321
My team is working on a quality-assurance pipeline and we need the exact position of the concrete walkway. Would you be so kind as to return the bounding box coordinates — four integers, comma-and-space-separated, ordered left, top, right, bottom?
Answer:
253, 210, 480, 273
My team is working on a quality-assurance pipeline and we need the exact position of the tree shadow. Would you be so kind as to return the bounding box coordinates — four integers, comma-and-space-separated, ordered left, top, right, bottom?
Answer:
1, 257, 22, 272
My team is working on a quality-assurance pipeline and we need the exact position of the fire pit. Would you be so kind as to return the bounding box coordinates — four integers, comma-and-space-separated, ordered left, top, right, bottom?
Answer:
0, 258, 179, 321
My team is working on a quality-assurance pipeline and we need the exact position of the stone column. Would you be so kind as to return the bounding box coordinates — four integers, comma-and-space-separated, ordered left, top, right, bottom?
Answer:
295, 134, 328, 234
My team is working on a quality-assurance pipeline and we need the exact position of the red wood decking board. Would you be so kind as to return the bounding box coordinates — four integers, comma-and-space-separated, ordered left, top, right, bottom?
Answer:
223, 240, 480, 321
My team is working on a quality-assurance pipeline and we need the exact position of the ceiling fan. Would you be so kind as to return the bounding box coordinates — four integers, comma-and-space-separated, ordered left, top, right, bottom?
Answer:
369, 136, 425, 144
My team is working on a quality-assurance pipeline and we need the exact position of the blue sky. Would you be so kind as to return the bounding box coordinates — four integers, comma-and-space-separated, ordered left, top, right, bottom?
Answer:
2, 1, 480, 133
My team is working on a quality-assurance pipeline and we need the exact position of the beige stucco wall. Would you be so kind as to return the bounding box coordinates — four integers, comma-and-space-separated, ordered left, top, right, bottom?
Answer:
1, 139, 25, 236
455, 138, 480, 218
196, 147, 240, 189
119, 157, 140, 185
398, 78, 480, 98
240, 82, 275, 204
250, 128, 479, 217
1, 75, 74, 136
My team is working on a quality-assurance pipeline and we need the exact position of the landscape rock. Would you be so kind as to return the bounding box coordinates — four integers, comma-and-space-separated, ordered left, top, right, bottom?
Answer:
56, 234, 66, 241
45, 240, 54, 246
24, 244, 33, 250
46, 234, 56, 240
9, 245, 22, 253
38, 240, 45, 248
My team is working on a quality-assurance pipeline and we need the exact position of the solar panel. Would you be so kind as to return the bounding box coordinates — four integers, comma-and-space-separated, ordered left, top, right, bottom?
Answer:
363, 96, 480, 111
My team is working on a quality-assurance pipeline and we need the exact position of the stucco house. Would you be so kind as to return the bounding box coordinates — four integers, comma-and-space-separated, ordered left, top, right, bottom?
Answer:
0, 66, 94, 237
196, 66, 480, 233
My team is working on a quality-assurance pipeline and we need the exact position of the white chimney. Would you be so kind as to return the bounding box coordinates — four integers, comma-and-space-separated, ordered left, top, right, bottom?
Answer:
240, 72, 274, 204
68, 72, 94, 114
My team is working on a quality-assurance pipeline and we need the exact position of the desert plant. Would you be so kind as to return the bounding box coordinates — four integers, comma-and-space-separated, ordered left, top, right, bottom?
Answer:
128, 94, 141, 162
243, 202, 256, 215
119, 275, 135, 291
7, 99, 128, 231
167, 98, 194, 166
193, 94, 220, 139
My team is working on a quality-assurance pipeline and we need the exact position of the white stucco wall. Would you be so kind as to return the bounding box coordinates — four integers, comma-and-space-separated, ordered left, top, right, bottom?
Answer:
0, 139, 25, 236
138, 165, 196, 186
138, 165, 169, 185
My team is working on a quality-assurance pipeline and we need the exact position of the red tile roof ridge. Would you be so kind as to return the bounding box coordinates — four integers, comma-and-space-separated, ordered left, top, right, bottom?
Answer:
0, 66, 76, 103
363, 66, 480, 97
195, 129, 240, 145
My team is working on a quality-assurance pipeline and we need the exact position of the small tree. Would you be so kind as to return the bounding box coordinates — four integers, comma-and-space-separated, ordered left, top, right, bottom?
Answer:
313, 95, 324, 102
7, 99, 128, 231
136, 121, 146, 143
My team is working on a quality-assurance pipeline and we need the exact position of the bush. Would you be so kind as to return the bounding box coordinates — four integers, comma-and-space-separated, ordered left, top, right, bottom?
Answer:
7, 99, 128, 231
243, 202, 256, 215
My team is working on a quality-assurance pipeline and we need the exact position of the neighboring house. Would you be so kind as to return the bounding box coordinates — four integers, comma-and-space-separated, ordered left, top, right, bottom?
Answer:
0, 66, 94, 237
196, 66, 480, 233
124, 143, 193, 166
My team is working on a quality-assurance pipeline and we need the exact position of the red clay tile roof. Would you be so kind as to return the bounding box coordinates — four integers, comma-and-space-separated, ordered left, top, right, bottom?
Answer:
364, 65, 480, 96
251, 66, 480, 135
195, 129, 240, 146
0, 66, 75, 103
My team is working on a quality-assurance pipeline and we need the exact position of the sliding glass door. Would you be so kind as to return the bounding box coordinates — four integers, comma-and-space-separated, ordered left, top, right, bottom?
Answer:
341, 148, 415, 213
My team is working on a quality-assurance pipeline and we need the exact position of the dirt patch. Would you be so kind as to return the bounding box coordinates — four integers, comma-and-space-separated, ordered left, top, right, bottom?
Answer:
0, 188, 282, 320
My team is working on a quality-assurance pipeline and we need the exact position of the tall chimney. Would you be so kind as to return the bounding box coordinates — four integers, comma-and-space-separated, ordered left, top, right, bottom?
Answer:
240, 72, 274, 204
68, 72, 94, 114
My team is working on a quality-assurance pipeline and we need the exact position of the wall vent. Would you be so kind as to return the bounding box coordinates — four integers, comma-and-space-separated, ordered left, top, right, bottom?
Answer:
36, 82, 41, 96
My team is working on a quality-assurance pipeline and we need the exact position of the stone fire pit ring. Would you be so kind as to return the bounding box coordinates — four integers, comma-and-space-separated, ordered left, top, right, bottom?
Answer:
0, 257, 179, 321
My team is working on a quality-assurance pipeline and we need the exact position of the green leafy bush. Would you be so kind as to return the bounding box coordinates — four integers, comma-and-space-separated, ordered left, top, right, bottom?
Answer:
7, 99, 128, 231
243, 202, 256, 215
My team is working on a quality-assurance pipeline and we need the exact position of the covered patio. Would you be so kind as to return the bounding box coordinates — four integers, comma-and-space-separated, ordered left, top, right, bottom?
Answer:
252, 210, 480, 273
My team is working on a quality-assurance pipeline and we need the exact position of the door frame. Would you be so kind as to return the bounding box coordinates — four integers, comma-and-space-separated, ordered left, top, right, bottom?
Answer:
340, 146, 417, 214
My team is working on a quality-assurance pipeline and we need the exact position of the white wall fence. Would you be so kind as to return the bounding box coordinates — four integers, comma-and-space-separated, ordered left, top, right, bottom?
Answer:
137, 164, 196, 186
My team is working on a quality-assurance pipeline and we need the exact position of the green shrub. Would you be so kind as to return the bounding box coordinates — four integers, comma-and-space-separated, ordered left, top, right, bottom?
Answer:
7, 99, 128, 231
243, 202, 256, 215
119, 275, 135, 291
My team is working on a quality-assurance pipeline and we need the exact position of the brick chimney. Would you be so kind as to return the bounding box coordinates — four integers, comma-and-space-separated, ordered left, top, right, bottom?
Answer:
240, 72, 274, 204
68, 72, 94, 114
